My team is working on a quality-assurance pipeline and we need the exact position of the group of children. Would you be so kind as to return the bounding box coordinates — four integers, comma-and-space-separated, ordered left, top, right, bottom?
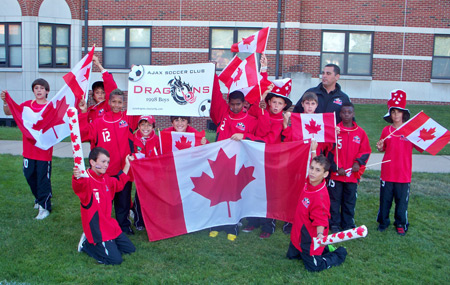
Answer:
1, 56, 421, 269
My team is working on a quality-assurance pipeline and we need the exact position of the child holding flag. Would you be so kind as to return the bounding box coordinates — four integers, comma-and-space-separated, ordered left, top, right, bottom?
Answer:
131, 115, 160, 230
73, 147, 135, 265
85, 56, 117, 123
79, 88, 139, 235
376, 90, 422, 236
1, 79, 53, 220
327, 102, 371, 233
208, 74, 268, 241
286, 155, 347, 272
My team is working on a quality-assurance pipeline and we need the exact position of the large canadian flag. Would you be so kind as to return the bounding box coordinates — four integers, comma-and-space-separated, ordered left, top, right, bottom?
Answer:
5, 48, 94, 150
291, 113, 336, 143
131, 139, 310, 241
230, 27, 270, 54
160, 130, 206, 154
396, 111, 450, 155
218, 54, 261, 93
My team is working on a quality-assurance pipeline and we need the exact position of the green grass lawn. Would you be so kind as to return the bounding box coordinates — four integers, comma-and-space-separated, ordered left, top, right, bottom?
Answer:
1, 104, 449, 154
0, 154, 449, 283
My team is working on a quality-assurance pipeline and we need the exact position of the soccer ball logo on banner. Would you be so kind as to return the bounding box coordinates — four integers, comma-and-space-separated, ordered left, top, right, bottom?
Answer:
129, 65, 145, 82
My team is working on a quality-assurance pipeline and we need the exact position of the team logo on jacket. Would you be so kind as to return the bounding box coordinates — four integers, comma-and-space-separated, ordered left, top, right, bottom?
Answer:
302, 197, 310, 208
333, 98, 342, 105
119, 120, 128, 128
236, 122, 246, 131
137, 146, 142, 152
353, 136, 361, 144
98, 108, 104, 116
93, 189, 100, 203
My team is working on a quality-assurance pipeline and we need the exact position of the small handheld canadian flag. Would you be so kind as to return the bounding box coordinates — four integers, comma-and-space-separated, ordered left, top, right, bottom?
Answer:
230, 27, 270, 54
395, 111, 450, 155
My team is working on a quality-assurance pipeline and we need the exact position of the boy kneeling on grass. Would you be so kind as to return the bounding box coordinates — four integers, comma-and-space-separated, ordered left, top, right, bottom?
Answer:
286, 155, 347, 272
72, 147, 135, 265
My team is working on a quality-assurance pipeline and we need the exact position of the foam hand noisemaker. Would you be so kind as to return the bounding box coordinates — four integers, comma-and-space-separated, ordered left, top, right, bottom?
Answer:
313, 225, 368, 250
67, 107, 88, 178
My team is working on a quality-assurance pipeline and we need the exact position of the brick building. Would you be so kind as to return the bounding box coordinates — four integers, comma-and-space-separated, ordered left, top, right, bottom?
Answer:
1, 0, 449, 128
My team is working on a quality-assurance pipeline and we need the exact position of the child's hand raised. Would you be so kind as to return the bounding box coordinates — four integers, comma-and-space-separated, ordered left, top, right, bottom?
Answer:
78, 99, 87, 113
73, 166, 81, 178
259, 100, 267, 110
283, 111, 291, 129
1, 90, 6, 102
201, 137, 207, 145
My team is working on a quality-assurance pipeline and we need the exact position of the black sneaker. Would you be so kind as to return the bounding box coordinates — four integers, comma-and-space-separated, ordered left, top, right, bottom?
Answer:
123, 227, 135, 235
396, 227, 406, 236
377, 225, 387, 232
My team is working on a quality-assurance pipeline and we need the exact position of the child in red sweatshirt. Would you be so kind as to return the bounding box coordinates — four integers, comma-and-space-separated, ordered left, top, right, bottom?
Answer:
73, 147, 135, 265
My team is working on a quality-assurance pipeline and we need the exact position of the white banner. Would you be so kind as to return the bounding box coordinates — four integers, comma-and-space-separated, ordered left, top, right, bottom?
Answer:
127, 63, 215, 116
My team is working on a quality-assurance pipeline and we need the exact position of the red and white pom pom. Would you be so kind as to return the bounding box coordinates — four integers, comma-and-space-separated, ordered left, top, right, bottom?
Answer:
67, 107, 88, 178
313, 225, 368, 250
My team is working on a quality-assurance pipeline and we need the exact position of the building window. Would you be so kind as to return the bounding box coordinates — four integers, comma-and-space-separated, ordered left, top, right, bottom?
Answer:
0, 23, 22, 67
209, 28, 260, 70
103, 27, 151, 69
432, 35, 450, 79
321, 31, 373, 76
39, 24, 70, 68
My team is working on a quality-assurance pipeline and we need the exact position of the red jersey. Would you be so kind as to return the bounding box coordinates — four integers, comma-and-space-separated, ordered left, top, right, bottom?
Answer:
210, 75, 267, 141
80, 111, 139, 176
290, 180, 330, 256
20, 100, 53, 161
248, 105, 284, 144
72, 168, 129, 244
379, 125, 422, 183
132, 130, 160, 159
329, 121, 371, 183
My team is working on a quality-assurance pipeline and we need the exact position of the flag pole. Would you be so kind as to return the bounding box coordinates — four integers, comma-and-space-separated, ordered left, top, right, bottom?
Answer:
158, 128, 162, 155
334, 111, 338, 168
256, 53, 264, 115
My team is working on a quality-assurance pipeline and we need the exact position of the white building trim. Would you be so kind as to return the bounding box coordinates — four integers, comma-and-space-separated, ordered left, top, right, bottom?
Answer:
87, 20, 450, 35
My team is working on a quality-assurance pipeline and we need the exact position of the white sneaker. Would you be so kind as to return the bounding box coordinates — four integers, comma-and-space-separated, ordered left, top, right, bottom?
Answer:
35, 205, 50, 220
34, 203, 39, 209
77, 233, 86, 252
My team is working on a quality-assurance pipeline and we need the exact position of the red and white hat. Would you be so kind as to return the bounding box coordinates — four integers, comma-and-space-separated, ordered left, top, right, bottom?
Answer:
138, 115, 155, 124
265, 78, 293, 110
383, 89, 410, 123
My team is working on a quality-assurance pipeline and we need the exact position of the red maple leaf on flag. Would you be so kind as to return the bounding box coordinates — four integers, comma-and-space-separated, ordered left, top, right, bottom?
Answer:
338, 232, 345, 240
191, 148, 255, 217
74, 144, 80, 151
418, 127, 436, 142
74, 156, 82, 164
231, 68, 243, 86
71, 133, 78, 143
242, 35, 255, 46
346, 231, 353, 238
356, 226, 365, 236
67, 108, 75, 118
305, 118, 322, 136
175, 136, 193, 150
32, 97, 69, 139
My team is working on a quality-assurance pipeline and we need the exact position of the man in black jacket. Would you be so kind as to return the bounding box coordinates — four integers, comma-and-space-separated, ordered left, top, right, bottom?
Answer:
293, 64, 350, 123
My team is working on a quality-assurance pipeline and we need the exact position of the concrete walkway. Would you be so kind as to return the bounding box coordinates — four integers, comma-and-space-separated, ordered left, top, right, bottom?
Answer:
1, 140, 449, 173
